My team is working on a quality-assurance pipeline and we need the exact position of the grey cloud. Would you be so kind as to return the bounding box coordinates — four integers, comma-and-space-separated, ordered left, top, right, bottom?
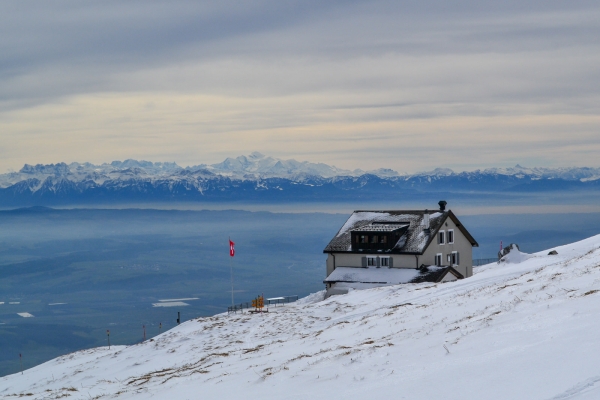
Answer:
2, 1, 599, 91
1, 0, 599, 171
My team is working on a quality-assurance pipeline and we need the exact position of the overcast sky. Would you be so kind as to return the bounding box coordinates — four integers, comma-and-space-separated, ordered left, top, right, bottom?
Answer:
1, 1, 599, 173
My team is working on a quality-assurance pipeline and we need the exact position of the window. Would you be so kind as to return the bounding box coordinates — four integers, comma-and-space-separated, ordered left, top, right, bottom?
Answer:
380, 257, 390, 267
379, 236, 387, 244
370, 235, 378, 244
448, 229, 454, 244
355, 236, 360, 243
451, 251, 459, 265
360, 235, 368, 243
435, 254, 442, 266
367, 257, 377, 266
438, 231, 445, 245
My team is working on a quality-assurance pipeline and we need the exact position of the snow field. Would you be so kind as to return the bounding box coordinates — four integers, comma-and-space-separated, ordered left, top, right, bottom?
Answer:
3, 235, 600, 399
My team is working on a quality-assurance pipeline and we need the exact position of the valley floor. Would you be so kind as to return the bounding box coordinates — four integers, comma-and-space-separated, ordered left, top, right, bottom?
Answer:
3, 235, 600, 399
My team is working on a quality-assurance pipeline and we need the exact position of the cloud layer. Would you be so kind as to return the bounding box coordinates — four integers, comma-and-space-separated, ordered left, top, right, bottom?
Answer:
1, 0, 599, 172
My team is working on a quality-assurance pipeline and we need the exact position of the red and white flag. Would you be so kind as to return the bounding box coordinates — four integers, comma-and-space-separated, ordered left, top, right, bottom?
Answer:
229, 239, 235, 257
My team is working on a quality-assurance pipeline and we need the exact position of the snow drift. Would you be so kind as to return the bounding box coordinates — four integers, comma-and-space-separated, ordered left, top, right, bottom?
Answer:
498, 243, 531, 264
3, 235, 600, 399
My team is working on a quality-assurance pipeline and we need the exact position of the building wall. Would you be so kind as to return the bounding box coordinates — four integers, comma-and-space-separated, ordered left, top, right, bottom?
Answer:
326, 254, 334, 277
325, 252, 420, 276
421, 216, 474, 277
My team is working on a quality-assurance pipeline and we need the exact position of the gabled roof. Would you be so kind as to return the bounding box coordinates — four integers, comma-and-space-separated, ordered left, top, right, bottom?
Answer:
323, 209, 478, 254
410, 265, 464, 283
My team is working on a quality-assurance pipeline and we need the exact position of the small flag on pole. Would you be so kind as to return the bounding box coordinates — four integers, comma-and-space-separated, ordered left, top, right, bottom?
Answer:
229, 238, 235, 306
229, 239, 235, 257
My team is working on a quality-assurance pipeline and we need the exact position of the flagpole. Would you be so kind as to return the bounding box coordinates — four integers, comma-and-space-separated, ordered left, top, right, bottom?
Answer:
229, 237, 235, 307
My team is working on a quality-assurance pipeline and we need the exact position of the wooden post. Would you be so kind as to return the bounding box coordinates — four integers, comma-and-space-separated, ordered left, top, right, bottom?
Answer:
19, 353, 23, 375
159, 322, 162, 333
143, 325, 146, 342
107, 330, 110, 349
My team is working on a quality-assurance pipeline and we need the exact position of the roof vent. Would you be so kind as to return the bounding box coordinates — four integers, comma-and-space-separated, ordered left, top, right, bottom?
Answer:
438, 200, 447, 211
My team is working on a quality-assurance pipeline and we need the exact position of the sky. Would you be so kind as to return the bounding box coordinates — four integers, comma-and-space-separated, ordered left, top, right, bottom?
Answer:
1, 1, 599, 173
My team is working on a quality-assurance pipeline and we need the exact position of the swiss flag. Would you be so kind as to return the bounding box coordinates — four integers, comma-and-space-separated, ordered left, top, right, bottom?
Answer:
229, 239, 235, 257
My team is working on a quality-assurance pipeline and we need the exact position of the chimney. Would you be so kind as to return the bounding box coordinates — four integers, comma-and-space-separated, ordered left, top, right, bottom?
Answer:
423, 210, 430, 234
438, 200, 447, 211
422, 210, 430, 227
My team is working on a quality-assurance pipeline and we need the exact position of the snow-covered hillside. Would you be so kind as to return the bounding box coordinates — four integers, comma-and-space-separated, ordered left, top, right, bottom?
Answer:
3, 236, 600, 399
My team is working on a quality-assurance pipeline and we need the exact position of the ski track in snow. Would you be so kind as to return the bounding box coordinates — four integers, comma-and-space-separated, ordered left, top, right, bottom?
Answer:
3, 236, 600, 399
548, 376, 600, 400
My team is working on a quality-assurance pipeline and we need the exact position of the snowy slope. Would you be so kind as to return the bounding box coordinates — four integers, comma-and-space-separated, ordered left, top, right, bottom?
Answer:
3, 236, 600, 399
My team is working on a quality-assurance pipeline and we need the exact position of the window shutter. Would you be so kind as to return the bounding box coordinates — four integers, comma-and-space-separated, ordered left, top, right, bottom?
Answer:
361, 257, 367, 267
457, 252, 460, 265
376, 257, 381, 267
437, 232, 440, 244
389, 257, 393, 268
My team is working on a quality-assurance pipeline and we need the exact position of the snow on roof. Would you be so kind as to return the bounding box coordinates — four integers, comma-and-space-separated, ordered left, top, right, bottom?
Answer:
410, 265, 463, 283
337, 212, 393, 237
351, 223, 409, 232
324, 267, 421, 284
324, 210, 447, 254
324, 266, 462, 285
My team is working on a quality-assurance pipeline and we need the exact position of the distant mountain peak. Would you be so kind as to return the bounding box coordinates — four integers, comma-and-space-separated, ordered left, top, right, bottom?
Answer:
204, 153, 360, 179
20, 162, 69, 175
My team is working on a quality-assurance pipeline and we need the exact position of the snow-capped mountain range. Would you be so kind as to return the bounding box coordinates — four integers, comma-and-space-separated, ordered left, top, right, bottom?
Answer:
0, 153, 599, 206
0, 152, 400, 189
3, 235, 600, 399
